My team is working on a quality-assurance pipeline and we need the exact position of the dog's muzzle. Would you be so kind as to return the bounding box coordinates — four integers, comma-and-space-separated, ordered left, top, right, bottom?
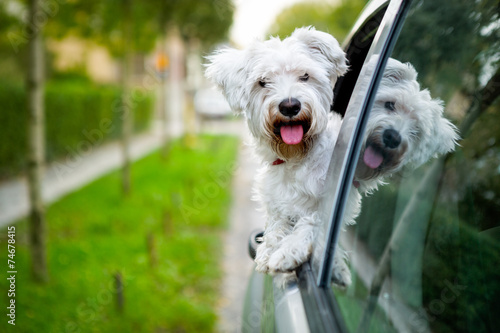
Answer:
362, 128, 406, 171
270, 98, 312, 146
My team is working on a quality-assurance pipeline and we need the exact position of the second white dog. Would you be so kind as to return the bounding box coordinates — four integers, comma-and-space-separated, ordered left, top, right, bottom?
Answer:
353, 58, 460, 193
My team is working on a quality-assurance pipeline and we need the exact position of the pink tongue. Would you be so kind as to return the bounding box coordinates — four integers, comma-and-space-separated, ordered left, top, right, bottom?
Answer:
280, 125, 303, 145
363, 146, 383, 169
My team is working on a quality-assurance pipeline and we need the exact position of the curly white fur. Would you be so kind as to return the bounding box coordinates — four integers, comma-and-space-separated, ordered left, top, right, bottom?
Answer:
206, 27, 347, 276
354, 58, 460, 193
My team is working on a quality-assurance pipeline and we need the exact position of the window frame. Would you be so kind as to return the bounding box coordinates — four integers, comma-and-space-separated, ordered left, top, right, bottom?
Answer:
315, 0, 413, 287
293, 0, 415, 331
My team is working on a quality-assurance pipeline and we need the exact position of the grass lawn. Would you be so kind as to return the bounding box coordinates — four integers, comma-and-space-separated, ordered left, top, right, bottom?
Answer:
0, 135, 239, 333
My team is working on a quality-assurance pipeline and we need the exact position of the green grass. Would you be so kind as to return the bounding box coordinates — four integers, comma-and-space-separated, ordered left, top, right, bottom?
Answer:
0, 135, 239, 333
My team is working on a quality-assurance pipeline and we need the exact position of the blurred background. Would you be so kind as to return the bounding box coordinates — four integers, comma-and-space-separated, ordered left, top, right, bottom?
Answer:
0, 0, 366, 332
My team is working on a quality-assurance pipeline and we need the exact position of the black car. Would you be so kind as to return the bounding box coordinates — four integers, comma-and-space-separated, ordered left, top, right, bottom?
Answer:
243, 0, 500, 332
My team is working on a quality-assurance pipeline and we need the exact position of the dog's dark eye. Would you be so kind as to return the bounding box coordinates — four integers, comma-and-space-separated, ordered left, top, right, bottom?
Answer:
384, 101, 396, 111
258, 80, 267, 88
299, 74, 309, 82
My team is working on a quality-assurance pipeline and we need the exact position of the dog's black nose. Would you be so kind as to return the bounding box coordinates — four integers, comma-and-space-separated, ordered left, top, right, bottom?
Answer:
279, 98, 301, 117
383, 129, 401, 149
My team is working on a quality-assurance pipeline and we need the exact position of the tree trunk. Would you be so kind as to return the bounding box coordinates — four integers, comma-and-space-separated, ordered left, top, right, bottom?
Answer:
27, 0, 47, 282
121, 0, 133, 195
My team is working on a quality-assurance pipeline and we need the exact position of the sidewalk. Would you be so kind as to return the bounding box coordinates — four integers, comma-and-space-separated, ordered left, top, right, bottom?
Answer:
0, 131, 162, 227
217, 128, 265, 333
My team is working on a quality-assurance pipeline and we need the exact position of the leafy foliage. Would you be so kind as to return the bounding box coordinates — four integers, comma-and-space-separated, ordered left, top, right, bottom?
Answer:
393, 0, 500, 98
0, 0, 234, 74
0, 1, 20, 52
269, 0, 368, 43
43, 0, 233, 56
164, 0, 234, 47
0, 81, 154, 178
43, 0, 158, 57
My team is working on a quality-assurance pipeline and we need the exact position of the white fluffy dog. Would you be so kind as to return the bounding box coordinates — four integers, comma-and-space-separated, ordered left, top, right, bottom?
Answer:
206, 27, 348, 274
353, 58, 460, 193
333, 58, 460, 286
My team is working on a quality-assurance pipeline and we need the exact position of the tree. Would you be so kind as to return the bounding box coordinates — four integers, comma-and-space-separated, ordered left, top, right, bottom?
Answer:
48, 0, 234, 192
392, 0, 500, 225
26, 0, 47, 282
46, 0, 159, 195
356, 1, 499, 330
155, 0, 233, 151
162, 0, 233, 48
269, 0, 368, 43
120, 0, 134, 194
392, 0, 499, 98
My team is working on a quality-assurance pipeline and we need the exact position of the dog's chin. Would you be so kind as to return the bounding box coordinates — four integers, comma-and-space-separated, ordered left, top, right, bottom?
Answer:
272, 138, 312, 160
354, 139, 407, 181
266, 119, 313, 161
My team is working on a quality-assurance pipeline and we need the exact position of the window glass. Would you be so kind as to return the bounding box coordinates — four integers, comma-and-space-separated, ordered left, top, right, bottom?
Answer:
332, 0, 500, 332
311, 0, 400, 279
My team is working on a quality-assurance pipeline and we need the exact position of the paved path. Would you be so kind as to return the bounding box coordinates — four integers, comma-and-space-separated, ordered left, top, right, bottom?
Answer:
217, 128, 265, 333
0, 131, 162, 227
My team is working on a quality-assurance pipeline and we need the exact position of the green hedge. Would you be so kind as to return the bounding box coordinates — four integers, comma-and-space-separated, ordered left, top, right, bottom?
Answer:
0, 81, 154, 178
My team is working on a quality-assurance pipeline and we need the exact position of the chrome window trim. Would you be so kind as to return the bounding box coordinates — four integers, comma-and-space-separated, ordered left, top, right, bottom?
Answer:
342, 0, 391, 49
273, 281, 311, 333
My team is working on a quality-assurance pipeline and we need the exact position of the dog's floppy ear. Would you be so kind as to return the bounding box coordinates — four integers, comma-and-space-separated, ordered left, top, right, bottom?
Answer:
291, 26, 348, 82
205, 47, 249, 113
410, 95, 460, 167
382, 58, 418, 85
427, 97, 460, 157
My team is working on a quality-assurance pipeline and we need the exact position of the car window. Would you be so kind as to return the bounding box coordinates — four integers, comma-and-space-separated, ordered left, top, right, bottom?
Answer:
311, 0, 411, 283
331, 1, 500, 332
332, 1, 388, 117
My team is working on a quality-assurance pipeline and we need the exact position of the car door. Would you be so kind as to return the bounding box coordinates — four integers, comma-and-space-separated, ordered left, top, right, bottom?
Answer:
327, 0, 500, 332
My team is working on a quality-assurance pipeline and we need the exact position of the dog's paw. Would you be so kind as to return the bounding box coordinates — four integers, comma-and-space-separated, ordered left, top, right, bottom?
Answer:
255, 258, 270, 274
267, 244, 310, 274
254, 242, 272, 273
331, 255, 352, 288
267, 251, 297, 273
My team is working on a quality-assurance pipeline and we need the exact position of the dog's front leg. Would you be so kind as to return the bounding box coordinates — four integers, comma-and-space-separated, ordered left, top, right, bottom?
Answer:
267, 214, 317, 274
255, 242, 274, 273
255, 216, 293, 273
